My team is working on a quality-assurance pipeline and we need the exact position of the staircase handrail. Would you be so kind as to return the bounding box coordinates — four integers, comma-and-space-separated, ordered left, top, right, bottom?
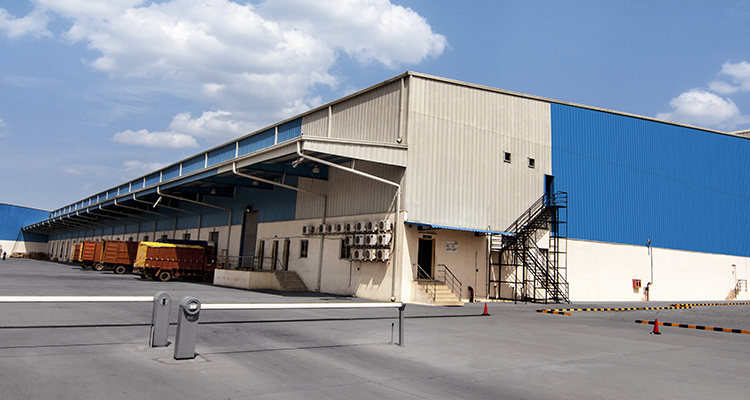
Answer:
437, 264, 462, 299
413, 263, 436, 301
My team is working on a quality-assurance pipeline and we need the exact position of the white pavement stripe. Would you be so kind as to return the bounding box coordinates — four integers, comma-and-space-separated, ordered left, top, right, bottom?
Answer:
0, 296, 154, 303
200, 302, 404, 310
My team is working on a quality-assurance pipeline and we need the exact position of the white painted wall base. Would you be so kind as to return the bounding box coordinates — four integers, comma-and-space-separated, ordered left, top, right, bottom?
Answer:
568, 239, 750, 302
214, 269, 288, 291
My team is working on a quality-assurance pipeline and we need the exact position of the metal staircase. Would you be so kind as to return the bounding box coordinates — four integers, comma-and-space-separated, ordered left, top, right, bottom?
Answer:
489, 192, 569, 303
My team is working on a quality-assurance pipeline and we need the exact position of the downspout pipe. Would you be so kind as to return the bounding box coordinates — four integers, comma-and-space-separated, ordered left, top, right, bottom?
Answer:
157, 186, 233, 258
232, 162, 327, 290
295, 142, 403, 301
132, 194, 178, 239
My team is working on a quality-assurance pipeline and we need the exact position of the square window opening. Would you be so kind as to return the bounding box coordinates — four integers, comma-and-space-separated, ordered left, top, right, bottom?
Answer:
528, 157, 536, 168
504, 152, 512, 163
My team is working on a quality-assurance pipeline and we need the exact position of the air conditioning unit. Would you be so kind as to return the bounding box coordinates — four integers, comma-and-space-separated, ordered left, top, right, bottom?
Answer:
355, 221, 366, 232
344, 222, 353, 233
365, 234, 378, 246
335, 223, 343, 233
379, 220, 393, 232
354, 234, 365, 246
344, 235, 354, 246
352, 249, 364, 261
303, 225, 316, 235
378, 233, 392, 247
364, 249, 377, 262
365, 221, 376, 232
326, 224, 334, 233
316, 224, 325, 234
377, 249, 390, 261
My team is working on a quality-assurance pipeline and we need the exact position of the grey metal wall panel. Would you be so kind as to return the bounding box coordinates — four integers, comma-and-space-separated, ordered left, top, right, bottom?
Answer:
302, 140, 407, 167
296, 160, 404, 220
329, 80, 401, 143
405, 76, 552, 231
301, 108, 329, 138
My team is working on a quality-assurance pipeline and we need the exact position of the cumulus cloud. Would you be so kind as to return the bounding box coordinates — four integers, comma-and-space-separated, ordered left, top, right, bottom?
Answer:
111, 129, 199, 148
167, 110, 255, 142
658, 61, 750, 130
0, 7, 51, 39
123, 160, 166, 172
656, 90, 745, 129
15, 0, 445, 142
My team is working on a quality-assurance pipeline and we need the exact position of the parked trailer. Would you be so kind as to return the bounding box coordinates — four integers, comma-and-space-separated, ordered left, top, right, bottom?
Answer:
132, 242, 216, 282
71, 243, 81, 264
92, 240, 139, 274
79, 241, 104, 269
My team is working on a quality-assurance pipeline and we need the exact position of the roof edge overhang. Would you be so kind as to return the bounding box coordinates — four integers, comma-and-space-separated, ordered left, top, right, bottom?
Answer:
405, 221, 512, 236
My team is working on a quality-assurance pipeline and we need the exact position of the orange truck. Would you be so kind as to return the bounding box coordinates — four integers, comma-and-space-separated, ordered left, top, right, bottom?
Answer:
78, 241, 104, 269
91, 240, 139, 274
71, 243, 81, 264
132, 241, 216, 282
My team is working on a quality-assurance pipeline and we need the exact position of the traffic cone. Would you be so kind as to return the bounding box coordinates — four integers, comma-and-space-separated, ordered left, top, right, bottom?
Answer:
482, 303, 489, 316
651, 318, 661, 335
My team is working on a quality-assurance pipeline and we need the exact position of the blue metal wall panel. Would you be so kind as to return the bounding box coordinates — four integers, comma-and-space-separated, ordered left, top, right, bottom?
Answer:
162, 165, 180, 181
238, 128, 275, 156
0, 203, 49, 241
118, 184, 130, 195
277, 118, 302, 143
145, 172, 160, 187
207, 144, 236, 167
551, 103, 750, 257
131, 179, 143, 191
182, 155, 205, 175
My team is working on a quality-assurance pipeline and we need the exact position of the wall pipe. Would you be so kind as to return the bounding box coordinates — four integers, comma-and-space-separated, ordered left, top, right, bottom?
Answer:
232, 162, 328, 290
157, 186, 233, 257
294, 142, 403, 301
132, 194, 178, 239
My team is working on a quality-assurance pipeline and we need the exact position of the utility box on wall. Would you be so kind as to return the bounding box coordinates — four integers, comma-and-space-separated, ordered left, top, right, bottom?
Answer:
632, 279, 642, 290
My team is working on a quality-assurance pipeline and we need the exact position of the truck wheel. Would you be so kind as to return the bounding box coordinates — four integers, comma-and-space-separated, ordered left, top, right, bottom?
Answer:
140, 273, 153, 280
93, 263, 104, 271
202, 272, 214, 283
114, 265, 127, 275
156, 270, 171, 282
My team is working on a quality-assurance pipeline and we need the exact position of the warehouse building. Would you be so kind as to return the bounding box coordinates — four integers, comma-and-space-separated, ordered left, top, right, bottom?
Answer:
20, 72, 750, 304
0, 203, 49, 257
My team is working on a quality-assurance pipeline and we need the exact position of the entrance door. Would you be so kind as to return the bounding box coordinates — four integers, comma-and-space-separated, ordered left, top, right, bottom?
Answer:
417, 238, 434, 279
282, 240, 290, 271
240, 210, 259, 269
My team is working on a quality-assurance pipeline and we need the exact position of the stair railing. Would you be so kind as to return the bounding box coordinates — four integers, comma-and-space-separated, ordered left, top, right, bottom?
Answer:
436, 264, 462, 299
414, 263, 436, 301
735, 279, 747, 297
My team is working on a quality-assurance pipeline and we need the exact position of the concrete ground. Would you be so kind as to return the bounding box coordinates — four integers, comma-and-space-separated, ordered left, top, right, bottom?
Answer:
2, 258, 750, 400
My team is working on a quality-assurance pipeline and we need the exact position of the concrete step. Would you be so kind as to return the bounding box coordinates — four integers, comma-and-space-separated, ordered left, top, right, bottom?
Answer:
418, 281, 464, 306
276, 271, 308, 292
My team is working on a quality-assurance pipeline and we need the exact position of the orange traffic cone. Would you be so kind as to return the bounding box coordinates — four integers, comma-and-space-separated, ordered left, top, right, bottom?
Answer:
482, 303, 489, 316
651, 318, 661, 335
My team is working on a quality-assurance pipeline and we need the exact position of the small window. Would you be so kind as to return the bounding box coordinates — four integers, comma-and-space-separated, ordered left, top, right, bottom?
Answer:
504, 152, 512, 163
209, 231, 220, 248
528, 158, 536, 169
340, 238, 351, 259
160, 234, 168, 240
300, 240, 309, 258
128, 237, 134, 241
182, 232, 191, 240
143, 235, 149, 242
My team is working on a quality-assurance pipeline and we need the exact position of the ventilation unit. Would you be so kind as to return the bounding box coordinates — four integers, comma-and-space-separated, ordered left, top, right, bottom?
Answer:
316, 225, 325, 234
335, 223, 343, 233
303, 225, 316, 235
364, 249, 377, 262
344, 222, 353, 233
344, 235, 354, 246
365, 234, 378, 247
355, 221, 366, 232
354, 234, 365, 246
377, 249, 390, 261
352, 249, 364, 261
326, 224, 334, 233
379, 220, 393, 232
378, 233, 392, 247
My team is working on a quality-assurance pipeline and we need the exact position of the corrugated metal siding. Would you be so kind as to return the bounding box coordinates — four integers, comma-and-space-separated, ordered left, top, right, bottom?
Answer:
162, 165, 180, 181
207, 143, 236, 167
278, 118, 302, 143
551, 103, 750, 257
405, 76, 552, 231
182, 155, 205, 175
301, 108, 329, 137
296, 160, 404, 220
329, 80, 401, 143
238, 127, 275, 156
302, 140, 407, 167
145, 172, 160, 187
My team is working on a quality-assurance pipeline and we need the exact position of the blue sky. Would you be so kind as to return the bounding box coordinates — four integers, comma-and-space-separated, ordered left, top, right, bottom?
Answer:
2, 0, 750, 211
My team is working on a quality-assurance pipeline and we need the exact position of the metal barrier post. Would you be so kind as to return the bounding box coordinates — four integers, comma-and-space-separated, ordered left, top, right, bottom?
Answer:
149, 291, 171, 347
174, 296, 201, 360
399, 303, 406, 347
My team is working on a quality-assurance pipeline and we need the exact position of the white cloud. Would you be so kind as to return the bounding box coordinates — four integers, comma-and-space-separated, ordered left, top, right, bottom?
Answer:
167, 110, 255, 142
111, 129, 199, 148
123, 160, 166, 172
13, 0, 446, 145
0, 7, 51, 39
656, 89, 746, 130
659, 61, 750, 130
